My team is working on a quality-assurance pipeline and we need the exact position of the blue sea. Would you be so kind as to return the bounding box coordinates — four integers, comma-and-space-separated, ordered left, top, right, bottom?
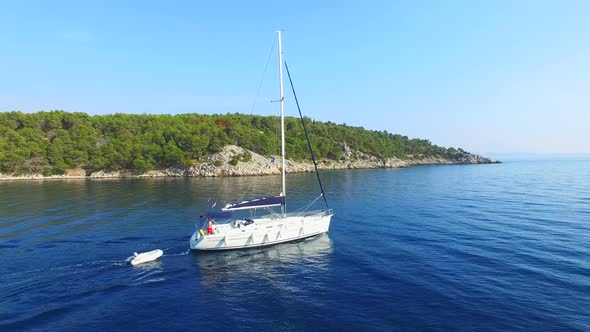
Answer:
1, 158, 589, 331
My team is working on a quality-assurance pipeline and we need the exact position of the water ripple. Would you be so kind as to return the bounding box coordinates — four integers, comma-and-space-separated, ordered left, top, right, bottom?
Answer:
1, 161, 589, 331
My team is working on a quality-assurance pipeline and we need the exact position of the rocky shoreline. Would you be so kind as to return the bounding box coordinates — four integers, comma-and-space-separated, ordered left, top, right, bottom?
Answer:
0, 145, 500, 181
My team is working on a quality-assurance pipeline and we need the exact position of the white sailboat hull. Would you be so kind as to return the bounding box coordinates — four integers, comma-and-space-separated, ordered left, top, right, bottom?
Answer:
190, 211, 333, 251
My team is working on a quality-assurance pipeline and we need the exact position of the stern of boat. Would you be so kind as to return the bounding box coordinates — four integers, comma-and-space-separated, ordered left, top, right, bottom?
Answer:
189, 230, 202, 250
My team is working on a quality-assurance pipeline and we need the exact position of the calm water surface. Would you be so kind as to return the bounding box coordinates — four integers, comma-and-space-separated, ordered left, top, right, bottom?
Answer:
1, 159, 589, 331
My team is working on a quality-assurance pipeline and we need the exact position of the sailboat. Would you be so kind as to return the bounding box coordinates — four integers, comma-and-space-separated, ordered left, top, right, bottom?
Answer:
189, 31, 334, 251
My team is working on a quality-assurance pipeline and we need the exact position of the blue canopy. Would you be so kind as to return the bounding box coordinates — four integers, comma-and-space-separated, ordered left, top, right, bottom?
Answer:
222, 195, 285, 211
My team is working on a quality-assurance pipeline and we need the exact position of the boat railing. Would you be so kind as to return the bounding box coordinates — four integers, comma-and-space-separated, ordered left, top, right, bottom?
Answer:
199, 208, 333, 226
277, 209, 333, 219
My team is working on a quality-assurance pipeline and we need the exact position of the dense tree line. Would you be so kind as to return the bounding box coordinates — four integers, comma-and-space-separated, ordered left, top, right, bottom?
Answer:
0, 111, 470, 174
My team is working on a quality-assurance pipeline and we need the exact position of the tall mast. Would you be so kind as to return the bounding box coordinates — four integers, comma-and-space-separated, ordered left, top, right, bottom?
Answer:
277, 30, 286, 215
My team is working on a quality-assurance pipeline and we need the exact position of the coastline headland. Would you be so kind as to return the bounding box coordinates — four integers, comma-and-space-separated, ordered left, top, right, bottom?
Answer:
0, 145, 500, 181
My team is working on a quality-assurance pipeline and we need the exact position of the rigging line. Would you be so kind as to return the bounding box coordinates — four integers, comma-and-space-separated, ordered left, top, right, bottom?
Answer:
162, 242, 188, 252
283, 60, 329, 209
249, 35, 277, 115
294, 193, 324, 215
242, 35, 277, 201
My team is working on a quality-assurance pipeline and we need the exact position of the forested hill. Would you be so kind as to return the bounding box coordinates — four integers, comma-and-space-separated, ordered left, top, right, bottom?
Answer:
1, 111, 481, 175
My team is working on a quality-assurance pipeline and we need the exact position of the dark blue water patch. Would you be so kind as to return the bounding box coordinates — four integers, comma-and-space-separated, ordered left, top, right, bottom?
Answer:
1, 161, 590, 331
0, 304, 82, 331
37, 239, 92, 248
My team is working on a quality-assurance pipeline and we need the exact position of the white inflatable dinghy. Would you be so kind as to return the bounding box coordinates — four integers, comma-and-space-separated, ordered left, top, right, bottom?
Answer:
130, 249, 163, 266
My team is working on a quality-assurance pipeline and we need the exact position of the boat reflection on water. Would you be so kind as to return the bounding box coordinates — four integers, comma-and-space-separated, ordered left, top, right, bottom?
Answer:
193, 234, 333, 288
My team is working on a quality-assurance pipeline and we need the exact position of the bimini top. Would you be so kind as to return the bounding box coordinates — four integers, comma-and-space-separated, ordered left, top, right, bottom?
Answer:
222, 195, 285, 211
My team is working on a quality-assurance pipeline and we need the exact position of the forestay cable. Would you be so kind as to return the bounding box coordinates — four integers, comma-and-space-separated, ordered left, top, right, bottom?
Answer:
283, 61, 329, 209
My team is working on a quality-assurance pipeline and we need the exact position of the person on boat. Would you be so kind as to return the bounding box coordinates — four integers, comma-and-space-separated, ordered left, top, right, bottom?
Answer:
207, 219, 214, 235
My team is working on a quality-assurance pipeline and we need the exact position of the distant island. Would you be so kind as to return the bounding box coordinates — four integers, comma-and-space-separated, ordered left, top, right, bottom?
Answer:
0, 111, 499, 180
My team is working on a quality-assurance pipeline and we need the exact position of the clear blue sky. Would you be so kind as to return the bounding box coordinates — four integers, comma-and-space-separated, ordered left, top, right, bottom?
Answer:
1, 1, 589, 154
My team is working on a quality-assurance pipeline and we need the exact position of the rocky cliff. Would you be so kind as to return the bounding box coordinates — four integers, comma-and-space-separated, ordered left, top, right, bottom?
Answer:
0, 145, 499, 180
